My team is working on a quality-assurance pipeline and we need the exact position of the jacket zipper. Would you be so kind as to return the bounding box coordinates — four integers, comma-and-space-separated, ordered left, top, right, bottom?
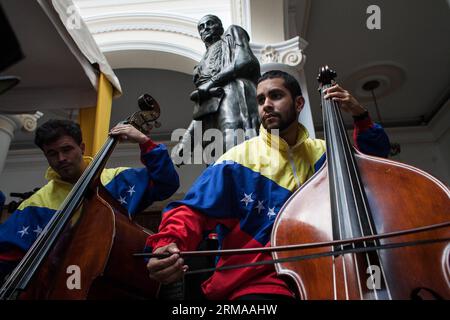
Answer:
288, 148, 301, 188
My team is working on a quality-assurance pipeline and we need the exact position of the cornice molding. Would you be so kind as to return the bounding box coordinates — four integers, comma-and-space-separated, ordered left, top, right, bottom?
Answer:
74, 0, 155, 9
100, 40, 203, 62
82, 10, 308, 69
83, 11, 200, 39
251, 36, 308, 69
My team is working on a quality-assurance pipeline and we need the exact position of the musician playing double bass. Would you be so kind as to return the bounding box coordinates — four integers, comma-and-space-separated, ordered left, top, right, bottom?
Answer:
146, 70, 391, 300
0, 119, 180, 283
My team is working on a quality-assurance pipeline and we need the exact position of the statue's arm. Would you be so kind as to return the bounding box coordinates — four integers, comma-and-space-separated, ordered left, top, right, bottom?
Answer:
205, 26, 260, 89
228, 25, 260, 77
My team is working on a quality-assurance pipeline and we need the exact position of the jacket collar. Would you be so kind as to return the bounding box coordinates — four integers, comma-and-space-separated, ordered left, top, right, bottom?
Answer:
259, 123, 309, 152
45, 156, 93, 184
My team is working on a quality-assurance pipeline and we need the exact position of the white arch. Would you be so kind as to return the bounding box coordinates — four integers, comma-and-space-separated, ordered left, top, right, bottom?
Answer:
82, 10, 314, 134
83, 12, 205, 73
100, 41, 202, 74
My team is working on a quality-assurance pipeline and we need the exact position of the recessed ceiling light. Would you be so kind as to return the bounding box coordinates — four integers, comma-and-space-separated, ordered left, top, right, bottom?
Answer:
341, 63, 406, 103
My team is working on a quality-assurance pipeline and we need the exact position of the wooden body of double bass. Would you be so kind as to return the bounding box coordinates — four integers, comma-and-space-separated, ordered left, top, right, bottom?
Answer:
272, 150, 450, 300
23, 184, 160, 299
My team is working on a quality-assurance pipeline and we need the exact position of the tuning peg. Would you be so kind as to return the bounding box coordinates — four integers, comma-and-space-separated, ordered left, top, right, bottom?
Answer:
317, 65, 337, 85
138, 94, 155, 111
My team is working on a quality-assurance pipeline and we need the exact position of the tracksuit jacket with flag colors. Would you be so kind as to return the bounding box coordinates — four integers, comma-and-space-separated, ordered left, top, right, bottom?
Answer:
0, 140, 179, 279
146, 116, 390, 300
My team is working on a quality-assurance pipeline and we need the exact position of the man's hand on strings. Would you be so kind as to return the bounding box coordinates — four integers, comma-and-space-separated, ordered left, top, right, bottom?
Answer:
324, 84, 367, 116
109, 124, 149, 144
146, 243, 188, 284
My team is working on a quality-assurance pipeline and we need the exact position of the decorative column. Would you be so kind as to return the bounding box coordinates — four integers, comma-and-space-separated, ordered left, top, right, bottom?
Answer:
79, 73, 113, 157
251, 37, 316, 138
0, 112, 43, 174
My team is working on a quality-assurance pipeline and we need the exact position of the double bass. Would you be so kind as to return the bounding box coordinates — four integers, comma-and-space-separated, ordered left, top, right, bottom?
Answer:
134, 67, 449, 300
0, 94, 162, 299
272, 66, 450, 299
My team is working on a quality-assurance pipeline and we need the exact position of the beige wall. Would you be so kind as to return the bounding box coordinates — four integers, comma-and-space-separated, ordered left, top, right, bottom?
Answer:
250, 0, 286, 43
0, 144, 206, 204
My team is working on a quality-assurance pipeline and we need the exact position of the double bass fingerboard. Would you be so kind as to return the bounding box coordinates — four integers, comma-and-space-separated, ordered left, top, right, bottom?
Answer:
318, 66, 391, 300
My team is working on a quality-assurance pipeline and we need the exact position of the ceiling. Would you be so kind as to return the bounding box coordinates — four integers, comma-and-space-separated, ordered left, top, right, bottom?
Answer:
294, 0, 450, 129
0, 0, 99, 112
108, 68, 195, 139
5, 0, 450, 148
9, 68, 196, 149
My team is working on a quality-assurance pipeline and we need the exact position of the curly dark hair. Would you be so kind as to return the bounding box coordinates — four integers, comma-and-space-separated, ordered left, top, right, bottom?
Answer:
34, 119, 82, 149
257, 70, 303, 99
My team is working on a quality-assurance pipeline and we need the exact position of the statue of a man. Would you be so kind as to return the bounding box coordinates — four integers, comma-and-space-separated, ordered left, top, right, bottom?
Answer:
173, 14, 260, 164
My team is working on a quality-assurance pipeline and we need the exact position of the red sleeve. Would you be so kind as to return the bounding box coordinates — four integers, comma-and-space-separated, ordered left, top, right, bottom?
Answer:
354, 114, 374, 132
353, 114, 375, 149
0, 246, 25, 262
146, 205, 229, 252
139, 138, 158, 155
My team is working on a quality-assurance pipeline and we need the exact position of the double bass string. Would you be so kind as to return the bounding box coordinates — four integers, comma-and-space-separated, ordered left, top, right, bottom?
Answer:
322, 87, 338, 298
319, 64, 396, 299
183, 237, 450, 276
138, 222, 450, 257
331, 92, 392, 300
327, 91, 366, 299
333, 97, 372, 299
329, 90, 386, 300
324, 81, 371, 299
321, 85, 341, 299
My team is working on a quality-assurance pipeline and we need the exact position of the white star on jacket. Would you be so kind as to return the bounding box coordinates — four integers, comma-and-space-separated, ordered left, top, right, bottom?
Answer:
127, 185, 136, 197
118, 195, 127, 205
267, 207, 277, 218
240, 193, 254, 207
255, 200, 265, 213
18, 226, 29, 238
33, 225, 43, 235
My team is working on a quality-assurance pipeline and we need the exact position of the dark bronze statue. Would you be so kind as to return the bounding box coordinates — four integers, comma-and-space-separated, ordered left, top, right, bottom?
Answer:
173, 15, 260, 164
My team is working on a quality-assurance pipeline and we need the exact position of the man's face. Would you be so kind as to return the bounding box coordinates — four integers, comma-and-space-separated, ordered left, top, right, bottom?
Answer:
257, 77, 304, 132
198, 17, 222, 45
42, 135, 85, 184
